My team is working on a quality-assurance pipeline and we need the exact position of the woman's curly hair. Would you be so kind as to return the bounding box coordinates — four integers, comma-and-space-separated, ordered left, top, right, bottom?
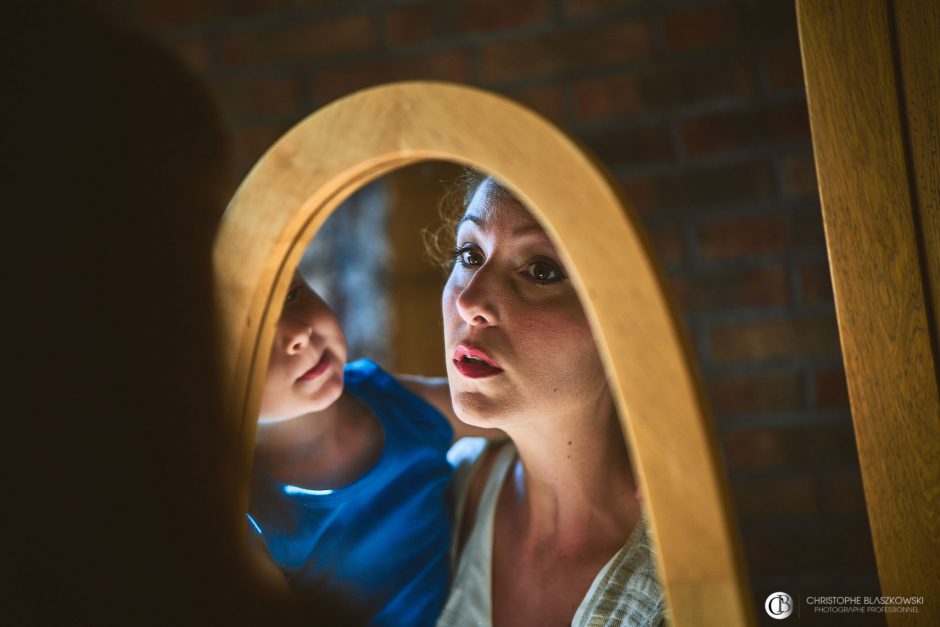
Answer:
422, 168, 512, 271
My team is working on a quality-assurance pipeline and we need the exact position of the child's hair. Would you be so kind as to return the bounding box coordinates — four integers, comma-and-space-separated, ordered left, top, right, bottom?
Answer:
422, 168, 513, 270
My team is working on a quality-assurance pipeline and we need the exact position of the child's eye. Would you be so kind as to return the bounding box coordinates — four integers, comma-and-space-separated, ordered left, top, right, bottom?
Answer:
285, 285, 302, 303
453, 245, 484, 268
524, 259, 566, 284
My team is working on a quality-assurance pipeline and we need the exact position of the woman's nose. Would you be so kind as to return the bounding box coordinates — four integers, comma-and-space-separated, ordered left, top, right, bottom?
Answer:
454, 270, 499, 327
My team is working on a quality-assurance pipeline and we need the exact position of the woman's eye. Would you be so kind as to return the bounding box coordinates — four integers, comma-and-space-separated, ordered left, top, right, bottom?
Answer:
285, 286, 302, 303
454, 246, 484, 268
525, 260, 566, 284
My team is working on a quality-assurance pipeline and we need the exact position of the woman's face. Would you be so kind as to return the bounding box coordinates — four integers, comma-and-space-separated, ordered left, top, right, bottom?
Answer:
259, 274, 347, 424
442, 180, 609, 429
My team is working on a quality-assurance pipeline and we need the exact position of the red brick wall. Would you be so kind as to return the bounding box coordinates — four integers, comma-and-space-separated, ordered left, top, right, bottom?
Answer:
109, 0, 880, 619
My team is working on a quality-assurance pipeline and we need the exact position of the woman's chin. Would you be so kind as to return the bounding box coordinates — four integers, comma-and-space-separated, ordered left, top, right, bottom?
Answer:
453, 390, 518, 429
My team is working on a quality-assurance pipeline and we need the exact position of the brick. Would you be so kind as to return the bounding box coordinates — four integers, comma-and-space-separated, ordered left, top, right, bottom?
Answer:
464, 0, 550, 33
220, 15, 373, 68
697, 209, 826, 261
672, 264, 789, 313
780, 153, 817, 197
732, 475, 819, 519
288, 0, 346, 7
138, 0, 205, 27
171, 37, 211, 73
232, 124, 290, 172
384, 1, 461, 47
572, 74, 642, 121
737, 0, 799, 45
665, 1, 797, 54
800, 261, 834, 305
633, 57, 759, 110
680, 100, 811, 158
697, 214, 789, 260
725, 423, 860, 469
664, 5, 732, 53
790, 208, 826, 249
742, 525, 876, 574
145, 0, 290, 20
725, 428, 787, 468
620, 178, 655, 215
646, 226, 684, 266
386, 0, 548, 47
218, 76, 300, 120
706, 368, 803, 415
481, 20, 651, 83
620, 161, 775, 215
750, 574, 882, 600
709, 316, 841, 363
582, 124, 672, 168
385, 3, 438, 47
206, 0, 289, 18
814, 368, 850, 410
824, 471, 869, 517
563, 0, 644, 16
507, 84, 566, 125
574, 58, 759, 124
311, 51, 471, 103
228, 0, 312, 17
767, 44, 805, 91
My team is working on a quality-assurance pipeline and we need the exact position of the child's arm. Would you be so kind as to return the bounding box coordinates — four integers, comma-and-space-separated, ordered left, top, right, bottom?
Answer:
397, 374, 505, 441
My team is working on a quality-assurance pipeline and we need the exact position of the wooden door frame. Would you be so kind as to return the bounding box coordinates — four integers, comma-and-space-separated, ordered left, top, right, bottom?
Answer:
796, 1, 939, 622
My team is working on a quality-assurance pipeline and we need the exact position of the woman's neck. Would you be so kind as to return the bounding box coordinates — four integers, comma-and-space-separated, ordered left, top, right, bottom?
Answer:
500, 402, 639, 545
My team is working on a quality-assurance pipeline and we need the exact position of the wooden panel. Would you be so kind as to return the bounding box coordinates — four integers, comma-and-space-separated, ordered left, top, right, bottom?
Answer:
796, 1, 940, 620
895, 0, 940, 334
214, 82, 753, 625
386, 162, 463, 376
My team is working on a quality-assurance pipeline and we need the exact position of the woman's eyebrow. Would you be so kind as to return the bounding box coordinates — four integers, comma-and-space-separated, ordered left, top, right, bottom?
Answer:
456, 214, 545, 236
511, 222, 548, 238
456, 214, 483, 230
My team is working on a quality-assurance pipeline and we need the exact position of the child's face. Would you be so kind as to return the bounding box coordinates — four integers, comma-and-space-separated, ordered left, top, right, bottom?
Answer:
258, 273, 347, 424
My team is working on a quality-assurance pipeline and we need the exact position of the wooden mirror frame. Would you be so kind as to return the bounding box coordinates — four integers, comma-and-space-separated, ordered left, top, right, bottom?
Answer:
214, 81, 754, 625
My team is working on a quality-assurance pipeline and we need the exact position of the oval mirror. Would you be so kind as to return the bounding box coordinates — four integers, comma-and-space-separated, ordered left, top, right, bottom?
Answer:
215, 81, 754, 625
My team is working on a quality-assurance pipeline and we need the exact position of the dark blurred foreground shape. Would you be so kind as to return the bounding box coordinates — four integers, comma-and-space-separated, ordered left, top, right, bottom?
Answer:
3, 3, 358, 624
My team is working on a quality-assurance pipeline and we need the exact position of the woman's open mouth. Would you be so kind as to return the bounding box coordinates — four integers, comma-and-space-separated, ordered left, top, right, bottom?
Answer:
453, 344, 503, 379
297, 352, 331, 382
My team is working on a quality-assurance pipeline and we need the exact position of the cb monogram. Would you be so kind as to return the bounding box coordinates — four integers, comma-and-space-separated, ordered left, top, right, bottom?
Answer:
765, 592, 794, 619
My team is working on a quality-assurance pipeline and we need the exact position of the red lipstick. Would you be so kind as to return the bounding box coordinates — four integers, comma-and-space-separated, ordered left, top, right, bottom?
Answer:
297, 352, 331, 382
453, 344, 503, 379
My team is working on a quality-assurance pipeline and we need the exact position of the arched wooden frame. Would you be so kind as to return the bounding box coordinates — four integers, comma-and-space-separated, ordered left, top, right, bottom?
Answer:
214, 82, 754, 626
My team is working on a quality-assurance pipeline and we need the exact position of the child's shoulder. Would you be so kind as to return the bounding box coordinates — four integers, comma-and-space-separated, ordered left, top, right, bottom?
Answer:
344, 359, 415, 399
343, 357, 381, 383
344, 359, 454, 441
346, 359, 446, 410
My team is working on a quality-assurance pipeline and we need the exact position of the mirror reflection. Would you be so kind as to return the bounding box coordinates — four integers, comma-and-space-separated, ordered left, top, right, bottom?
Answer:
247, 164, 664, 627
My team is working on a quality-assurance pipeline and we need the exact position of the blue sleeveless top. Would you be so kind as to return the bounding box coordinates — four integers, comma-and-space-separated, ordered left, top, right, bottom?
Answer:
249, 359, 454, 626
